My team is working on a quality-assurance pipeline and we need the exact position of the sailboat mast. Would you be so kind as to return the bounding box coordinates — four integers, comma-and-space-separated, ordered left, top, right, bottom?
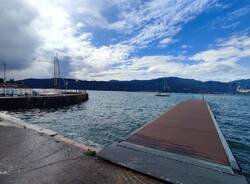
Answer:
53, 54, 60, 89
53, 57, 56, 88
163, 77, 166, 92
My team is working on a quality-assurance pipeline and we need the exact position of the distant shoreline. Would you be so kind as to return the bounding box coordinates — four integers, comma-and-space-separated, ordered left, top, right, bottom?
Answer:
14, 77, 250, 95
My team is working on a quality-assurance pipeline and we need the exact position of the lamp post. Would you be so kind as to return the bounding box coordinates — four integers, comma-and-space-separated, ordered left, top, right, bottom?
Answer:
2, 61, 6, 96
2, 61, 6, 82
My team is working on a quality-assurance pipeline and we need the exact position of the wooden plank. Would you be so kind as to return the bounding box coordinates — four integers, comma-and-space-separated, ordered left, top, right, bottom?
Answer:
126, 100, 229, 165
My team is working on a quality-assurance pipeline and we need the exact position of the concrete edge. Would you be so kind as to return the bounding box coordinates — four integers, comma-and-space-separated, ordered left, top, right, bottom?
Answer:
119, 141, 234, 174
0, 112, 99, 153
0, 112, 57, 136
206, 103, 241, 172
98, 142, 248, 184
54, 135, 100, 153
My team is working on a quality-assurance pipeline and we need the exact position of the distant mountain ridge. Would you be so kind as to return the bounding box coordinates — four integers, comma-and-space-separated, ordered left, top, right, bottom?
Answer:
17, 77, 250, 94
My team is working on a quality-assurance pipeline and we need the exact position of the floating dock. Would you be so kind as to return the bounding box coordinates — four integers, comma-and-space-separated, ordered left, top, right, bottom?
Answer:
0, 93, 88, 110
98, 100, 247, 184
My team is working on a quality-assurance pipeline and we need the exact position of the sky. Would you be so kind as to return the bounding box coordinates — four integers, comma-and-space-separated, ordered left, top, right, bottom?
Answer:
0, 0, 250, 82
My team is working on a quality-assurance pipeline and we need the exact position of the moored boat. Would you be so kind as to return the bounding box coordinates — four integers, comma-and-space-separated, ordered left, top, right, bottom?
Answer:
156, 92, 170, 96
156, 75, 171, 97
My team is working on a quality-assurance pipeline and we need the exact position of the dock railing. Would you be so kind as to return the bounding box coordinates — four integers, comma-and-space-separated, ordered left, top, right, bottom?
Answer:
0, 86, 33, 96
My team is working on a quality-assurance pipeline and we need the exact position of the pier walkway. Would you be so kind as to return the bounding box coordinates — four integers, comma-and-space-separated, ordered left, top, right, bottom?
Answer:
99, 100, 247, 184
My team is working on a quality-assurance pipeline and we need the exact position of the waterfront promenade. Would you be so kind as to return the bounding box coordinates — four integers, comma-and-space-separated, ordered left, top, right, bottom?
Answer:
0, 114, 163, 184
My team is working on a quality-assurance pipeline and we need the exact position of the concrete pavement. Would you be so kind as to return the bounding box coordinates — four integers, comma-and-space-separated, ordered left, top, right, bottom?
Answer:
0, 117, 164, 184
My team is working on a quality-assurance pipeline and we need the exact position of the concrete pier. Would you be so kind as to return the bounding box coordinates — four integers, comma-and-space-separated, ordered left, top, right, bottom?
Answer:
0, 93, 88, 110
99, 100, 247, 184
0, 113, 163, 184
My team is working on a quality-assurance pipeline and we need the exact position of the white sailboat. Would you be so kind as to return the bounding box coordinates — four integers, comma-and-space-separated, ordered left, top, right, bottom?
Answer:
156, 77, 171, 97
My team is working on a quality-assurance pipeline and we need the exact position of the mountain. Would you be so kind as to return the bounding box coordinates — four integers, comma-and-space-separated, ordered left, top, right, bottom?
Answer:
16, 77, 248, 94
231, 79, 250, 88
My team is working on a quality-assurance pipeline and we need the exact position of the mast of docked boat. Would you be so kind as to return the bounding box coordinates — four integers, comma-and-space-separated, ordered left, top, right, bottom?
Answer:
163, 74, 166, 92
161, 73, 168, 92
164, 73, 171, 93
53, 53, 60, 93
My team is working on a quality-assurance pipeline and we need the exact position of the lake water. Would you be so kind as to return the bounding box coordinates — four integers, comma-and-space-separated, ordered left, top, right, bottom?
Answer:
6, 90, 250, 181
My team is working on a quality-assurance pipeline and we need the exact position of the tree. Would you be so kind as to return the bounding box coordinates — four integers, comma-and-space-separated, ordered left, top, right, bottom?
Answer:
8, 79, 15, 84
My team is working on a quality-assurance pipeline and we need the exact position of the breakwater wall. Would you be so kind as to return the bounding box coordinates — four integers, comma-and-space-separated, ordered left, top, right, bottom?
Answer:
0, 93, 88, 110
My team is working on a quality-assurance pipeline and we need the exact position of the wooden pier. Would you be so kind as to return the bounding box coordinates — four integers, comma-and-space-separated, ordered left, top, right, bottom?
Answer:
98, 100, 247, 184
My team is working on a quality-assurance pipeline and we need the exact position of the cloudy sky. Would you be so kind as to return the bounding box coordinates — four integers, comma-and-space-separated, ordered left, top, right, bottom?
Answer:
0, 0, 250, 81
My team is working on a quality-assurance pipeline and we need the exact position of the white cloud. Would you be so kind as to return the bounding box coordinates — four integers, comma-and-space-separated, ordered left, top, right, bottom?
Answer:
159, 38, 173, 46
124, 0, 214, 47
209, 5, 250, 30
218, 35, 250, 48
181, 45, 189, 49
12, 0, 211, 79
228, 6, 250, 20
58, 0, 214, 47
1, 0, 249, 82
76, 22, 84, 29
89, 35, 250, 82
6, 0, 132, 80
191, 35, 250, 62
69, 44, 132, 80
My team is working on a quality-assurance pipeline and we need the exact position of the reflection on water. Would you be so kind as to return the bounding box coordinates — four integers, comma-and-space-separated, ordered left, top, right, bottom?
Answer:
7, 90, 250, 181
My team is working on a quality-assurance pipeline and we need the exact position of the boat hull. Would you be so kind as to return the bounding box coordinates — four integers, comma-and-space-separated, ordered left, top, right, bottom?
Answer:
156, 93, 170, 97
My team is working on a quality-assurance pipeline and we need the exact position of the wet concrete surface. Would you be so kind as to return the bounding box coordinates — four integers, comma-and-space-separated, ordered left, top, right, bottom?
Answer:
0, 120, 164, 184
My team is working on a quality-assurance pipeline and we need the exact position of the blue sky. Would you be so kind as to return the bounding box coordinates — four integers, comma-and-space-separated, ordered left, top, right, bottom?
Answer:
1, 0, 250, 81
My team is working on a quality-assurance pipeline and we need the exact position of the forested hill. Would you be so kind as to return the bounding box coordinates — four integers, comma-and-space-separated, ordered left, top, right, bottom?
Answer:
16, 77, 250, 94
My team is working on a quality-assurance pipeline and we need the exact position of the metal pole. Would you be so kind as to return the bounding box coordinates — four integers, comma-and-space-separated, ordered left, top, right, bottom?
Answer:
54, 56, 57, 89
2, 61, 6, 96
57, 54, 60, 87
3, 61, 6, 82
54, 55, 57, 90
53, 53, 60, 93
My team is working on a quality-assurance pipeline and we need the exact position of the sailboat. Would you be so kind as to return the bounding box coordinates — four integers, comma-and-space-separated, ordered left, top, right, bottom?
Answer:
156, 77, 171, 97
